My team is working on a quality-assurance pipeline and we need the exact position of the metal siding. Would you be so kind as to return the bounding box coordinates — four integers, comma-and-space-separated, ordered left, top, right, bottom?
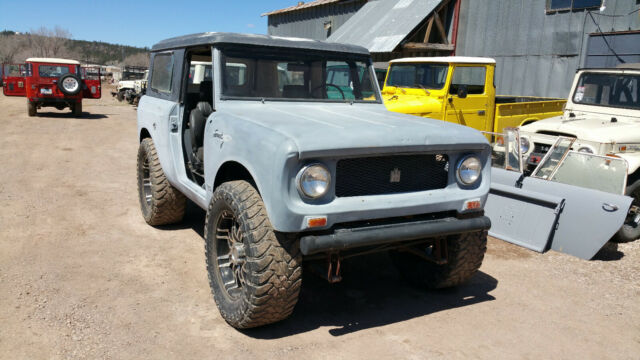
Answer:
268, 1, 365, 40
456, 0, 640, 98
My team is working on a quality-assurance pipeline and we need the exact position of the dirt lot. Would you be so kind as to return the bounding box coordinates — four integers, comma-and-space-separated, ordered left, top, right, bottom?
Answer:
0, 90, 639, 360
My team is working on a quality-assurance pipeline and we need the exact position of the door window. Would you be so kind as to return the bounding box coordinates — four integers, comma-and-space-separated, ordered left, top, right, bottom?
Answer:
449, 66, 486, 95
151, 53, 174, 93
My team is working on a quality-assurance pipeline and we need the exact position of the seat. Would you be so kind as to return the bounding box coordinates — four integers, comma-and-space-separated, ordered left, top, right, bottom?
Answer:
184, 80, 214, 173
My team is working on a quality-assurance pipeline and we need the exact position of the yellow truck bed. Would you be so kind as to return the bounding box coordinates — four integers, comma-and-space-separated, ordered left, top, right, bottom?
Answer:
494, 96, 566, 133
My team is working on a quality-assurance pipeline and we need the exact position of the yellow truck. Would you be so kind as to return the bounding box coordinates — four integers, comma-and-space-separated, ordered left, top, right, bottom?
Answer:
382, 57, 566, 133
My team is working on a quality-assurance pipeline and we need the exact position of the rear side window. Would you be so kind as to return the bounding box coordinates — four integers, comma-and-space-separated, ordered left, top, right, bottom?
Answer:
450, 66, 486, 95
151, 53, 174, 93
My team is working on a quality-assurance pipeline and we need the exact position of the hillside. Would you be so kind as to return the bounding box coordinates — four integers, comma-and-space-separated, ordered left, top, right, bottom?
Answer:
0, 28, 149, 67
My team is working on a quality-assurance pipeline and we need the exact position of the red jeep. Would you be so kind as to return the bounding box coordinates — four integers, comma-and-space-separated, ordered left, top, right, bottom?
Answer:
2, 58, 101, 117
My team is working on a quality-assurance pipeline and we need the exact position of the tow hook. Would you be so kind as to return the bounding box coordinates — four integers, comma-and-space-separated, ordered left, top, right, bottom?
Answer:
327, 253, 342, 283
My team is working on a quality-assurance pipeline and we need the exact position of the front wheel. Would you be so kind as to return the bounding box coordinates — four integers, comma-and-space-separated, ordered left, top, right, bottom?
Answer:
205, 180, 302, 329
390, 231, 487, 289
614, 177, 640, 243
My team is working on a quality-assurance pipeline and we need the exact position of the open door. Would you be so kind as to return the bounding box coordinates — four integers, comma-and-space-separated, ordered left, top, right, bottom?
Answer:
484, 129, 633, 260
81, 66, 101, 99
2, 63, 27, 97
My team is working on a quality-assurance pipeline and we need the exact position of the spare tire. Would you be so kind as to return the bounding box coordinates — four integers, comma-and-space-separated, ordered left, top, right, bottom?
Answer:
58, 73, 82, 96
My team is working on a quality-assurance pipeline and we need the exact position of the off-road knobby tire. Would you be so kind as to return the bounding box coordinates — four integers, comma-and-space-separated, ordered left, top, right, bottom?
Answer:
72, 102, 82, 117
390, 231, 487, 289
204, 181, 302, 329
116, 90, 125, 102
27, 101, 36, 117
613, 176, 640, 243
136, 138, 186, 225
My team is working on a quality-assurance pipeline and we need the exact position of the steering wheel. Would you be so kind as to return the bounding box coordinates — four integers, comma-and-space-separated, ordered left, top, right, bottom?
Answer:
311, 84, 345, 99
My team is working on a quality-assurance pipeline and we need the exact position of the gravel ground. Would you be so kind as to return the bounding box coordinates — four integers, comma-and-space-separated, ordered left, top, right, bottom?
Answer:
0, 89, 638, 359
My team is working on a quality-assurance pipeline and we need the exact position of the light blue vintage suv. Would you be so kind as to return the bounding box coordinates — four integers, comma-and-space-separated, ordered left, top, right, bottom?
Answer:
136, 32, 491, 329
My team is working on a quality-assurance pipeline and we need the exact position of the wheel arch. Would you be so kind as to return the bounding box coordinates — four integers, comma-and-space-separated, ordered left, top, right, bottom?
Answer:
519, 117, 539, 127
213, 161, 260, 194
139, 128, 151, 142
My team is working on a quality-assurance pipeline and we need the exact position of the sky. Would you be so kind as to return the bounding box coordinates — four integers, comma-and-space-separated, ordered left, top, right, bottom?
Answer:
0, 0, 299, 48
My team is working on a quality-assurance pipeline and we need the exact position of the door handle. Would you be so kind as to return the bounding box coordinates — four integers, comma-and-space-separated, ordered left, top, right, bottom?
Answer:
602, 203, 619, 212
477, 110, 486, 116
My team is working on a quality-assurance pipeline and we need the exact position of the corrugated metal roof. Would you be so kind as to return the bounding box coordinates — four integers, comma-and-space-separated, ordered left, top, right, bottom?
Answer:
327, 0, 440, 53
262, 0, 343, 16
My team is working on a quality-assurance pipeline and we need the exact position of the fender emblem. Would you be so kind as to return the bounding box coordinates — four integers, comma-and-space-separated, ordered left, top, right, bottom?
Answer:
390, 168, 401, 183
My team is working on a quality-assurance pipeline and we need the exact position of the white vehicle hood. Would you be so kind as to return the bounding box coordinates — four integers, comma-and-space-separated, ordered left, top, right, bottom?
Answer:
521, 111, 640, 144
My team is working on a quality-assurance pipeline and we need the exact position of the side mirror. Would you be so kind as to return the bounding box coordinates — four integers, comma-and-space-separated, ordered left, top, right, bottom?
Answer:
457, 85, 468, 99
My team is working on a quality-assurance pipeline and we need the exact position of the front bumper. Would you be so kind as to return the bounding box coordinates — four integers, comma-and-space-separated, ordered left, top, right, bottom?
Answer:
299, 215, 491, 255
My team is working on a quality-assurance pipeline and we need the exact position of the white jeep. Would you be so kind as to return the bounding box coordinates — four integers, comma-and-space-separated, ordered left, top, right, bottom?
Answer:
520, 65, 640, 242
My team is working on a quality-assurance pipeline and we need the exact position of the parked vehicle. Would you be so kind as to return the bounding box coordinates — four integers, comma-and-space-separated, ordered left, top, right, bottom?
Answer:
136, 33, 492, 328
381, 57, 566, 133
519, 65, 640, 242
113, 69, 148, 104
2, 58, 101, 116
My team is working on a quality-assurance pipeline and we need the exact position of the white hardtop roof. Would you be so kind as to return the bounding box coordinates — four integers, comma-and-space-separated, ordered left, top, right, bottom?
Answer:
25, 58, 80, 65
390, 56, 496, 64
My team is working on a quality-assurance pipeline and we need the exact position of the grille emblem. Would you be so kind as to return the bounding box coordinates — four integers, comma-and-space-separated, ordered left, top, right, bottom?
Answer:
390, 168, 401, 183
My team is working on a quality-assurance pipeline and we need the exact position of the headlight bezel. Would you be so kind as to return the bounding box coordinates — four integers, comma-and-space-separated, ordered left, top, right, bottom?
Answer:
296, 163, 331, 199
456, 155, 482, 186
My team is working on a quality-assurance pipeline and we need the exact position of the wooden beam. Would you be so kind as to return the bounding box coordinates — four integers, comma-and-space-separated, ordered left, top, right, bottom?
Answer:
403, 42, 455, 51
433, 14, 449, 45
423, 16, 434, 43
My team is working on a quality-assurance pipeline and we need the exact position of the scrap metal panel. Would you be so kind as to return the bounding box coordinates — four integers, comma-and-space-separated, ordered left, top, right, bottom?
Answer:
327, 0, 441, 53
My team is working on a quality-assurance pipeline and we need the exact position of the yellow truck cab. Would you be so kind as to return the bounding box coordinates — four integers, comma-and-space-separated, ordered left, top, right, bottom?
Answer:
382, 57, 566, 133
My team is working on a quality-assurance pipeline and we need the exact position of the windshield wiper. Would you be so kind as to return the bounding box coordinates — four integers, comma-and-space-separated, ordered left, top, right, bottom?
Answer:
413, 83, 431, 95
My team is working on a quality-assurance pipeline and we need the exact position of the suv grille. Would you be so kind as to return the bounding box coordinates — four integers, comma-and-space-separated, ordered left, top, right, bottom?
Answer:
335, 154, 449, 197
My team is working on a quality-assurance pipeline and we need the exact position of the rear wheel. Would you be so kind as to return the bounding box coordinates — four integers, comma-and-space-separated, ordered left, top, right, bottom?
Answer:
27, 101, 36, 117
72, 102, 82, 116
205, 180, 302, 329
136, 138, 186, 225
614, 176, 640, 243
116, 90, 125, 102
390, 231, 487, 289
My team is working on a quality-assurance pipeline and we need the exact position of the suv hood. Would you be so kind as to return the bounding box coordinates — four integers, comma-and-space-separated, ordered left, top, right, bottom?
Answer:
218, 102, 488, 158
521, 111, 640, 143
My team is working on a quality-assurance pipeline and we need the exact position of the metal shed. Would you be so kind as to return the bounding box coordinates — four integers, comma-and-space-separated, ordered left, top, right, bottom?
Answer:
455, 0, 640, 97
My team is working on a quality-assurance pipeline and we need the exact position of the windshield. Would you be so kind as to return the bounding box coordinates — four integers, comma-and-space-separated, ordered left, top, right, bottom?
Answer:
386, 63, 448, 89
220, 47, 379, 102
572, 72, 640, 110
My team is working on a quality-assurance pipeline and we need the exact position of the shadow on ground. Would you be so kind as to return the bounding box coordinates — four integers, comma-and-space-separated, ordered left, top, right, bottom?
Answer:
592, 242, 624, 261
35, 112, 109, 119
163, 204, 498, 338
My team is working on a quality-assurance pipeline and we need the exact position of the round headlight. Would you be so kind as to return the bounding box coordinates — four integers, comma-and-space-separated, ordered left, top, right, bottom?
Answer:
520, 136, 530, 154
457, 156, 482, 185
577, 146, 594, 154
297, 164, 331, 198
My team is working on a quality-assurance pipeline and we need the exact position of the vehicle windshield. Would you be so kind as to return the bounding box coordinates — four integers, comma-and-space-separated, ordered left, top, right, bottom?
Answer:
220, 47, 379, 102
572, 72, 640, 110
386, 63, 448, 89
38, 64, 73, 78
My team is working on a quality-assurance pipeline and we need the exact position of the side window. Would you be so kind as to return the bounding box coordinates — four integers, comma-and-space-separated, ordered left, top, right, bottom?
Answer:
151, 53, 174, 93
450, 66, 486, 95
